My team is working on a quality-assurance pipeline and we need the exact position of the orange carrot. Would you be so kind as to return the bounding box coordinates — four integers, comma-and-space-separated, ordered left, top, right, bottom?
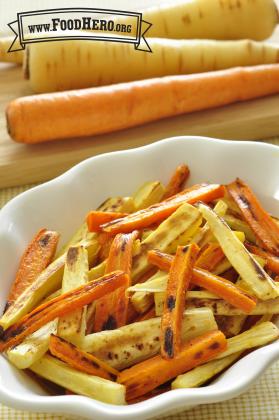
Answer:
148, 250, 256, 313
193, 268, 257, 313
148, 249, 173, 272
227, 179, 279, 256
0, 271, 128, 351
94, 232, 137, 332
87, 211, 128, 233
161, 244, 199, 359
245, 242, 279, 275
49, 335, 119, 380
98, 232, 115, 261
117, 330, 227, 400
196, 243, 225, 272
163, 164, 190, 199
5, 229, 59, 311
7, 65, 279, 144
101, 184, 225, 234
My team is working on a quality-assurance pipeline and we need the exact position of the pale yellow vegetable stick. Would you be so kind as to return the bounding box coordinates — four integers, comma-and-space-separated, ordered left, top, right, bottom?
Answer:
132, 203, 202, 282
133, 181, 165, 211
0, 240, 99, 330
0, 37, 24, 64
172, 352, 241, 389
155, 293, 279, 316
26, 38, 279, 93
57, 246, 88, 346
172, 321, 278, 388
57, 196, 134, 257
141, 0, 278, 40
82, 308, 217, 370
30, 355, 126, 404
199, 203, 279, 300
7, 320, 57, 369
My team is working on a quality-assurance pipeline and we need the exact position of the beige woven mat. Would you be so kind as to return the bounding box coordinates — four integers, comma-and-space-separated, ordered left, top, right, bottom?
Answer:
0, 142, 279, 419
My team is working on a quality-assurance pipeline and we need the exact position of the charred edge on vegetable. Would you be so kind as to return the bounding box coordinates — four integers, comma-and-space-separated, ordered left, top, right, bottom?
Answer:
80, 355, 100, 369
3, 301, 11, 314
166, 295, 176, 311
102, 315, 117, 331
121, 236, 128, 252
249, 254, 268, 280
182, 245, 189, 253
67, 247, 79, 266
164, 327, 174, 358
3, 324, 27, 341
39, 233, 51, 247
0, 326, 4, 340
208, 341, 220, 350
194, 350, 203, 359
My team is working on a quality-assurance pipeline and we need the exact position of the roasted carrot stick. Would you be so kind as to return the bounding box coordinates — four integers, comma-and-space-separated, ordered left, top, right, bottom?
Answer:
227, 179, 279, 256
49, 335, 119, 380
5, 229, 59, 311
94, 232, 138, 332
161, 244, 199, 359
193, 268, 257, 313
245, 242, 279, 275
87, 211, 128, 233
195, 243, 225, 272
100, 184, 225, 234
162, 164, 190, 199
148, 249, 173, 271
98, 232, 115, 261
7, 65, 279, 144
0, 271, 128, 351
117, 330, 227, 400
148, 250, 256, 313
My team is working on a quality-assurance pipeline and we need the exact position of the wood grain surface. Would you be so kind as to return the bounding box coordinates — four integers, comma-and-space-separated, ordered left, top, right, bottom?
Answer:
1, 45, 279, 188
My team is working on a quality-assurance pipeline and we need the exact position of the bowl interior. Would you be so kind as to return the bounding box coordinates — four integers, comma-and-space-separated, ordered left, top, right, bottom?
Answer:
0, 137, 278, 417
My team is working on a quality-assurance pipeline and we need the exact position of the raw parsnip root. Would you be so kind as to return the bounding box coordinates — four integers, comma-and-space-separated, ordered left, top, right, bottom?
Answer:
141, 0, 278, 40
25, 37, 279, 93
0, 37, 24, 64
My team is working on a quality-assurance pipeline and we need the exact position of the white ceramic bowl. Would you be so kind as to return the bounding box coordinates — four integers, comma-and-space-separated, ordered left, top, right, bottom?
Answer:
0, 136, 278, 420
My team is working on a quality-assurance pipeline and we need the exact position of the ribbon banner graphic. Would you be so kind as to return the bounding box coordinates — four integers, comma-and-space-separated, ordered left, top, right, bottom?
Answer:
8, 8, 152, 53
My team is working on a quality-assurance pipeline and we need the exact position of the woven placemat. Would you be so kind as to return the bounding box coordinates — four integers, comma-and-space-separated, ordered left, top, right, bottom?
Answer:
0, 176, 278, 420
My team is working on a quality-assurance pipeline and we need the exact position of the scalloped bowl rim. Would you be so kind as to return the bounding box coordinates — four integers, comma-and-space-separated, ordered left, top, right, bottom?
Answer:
0, 136, 278, 420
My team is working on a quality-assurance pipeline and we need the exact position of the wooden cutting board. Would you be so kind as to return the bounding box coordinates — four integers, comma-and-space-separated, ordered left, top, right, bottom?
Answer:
1, 60, 279, 189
